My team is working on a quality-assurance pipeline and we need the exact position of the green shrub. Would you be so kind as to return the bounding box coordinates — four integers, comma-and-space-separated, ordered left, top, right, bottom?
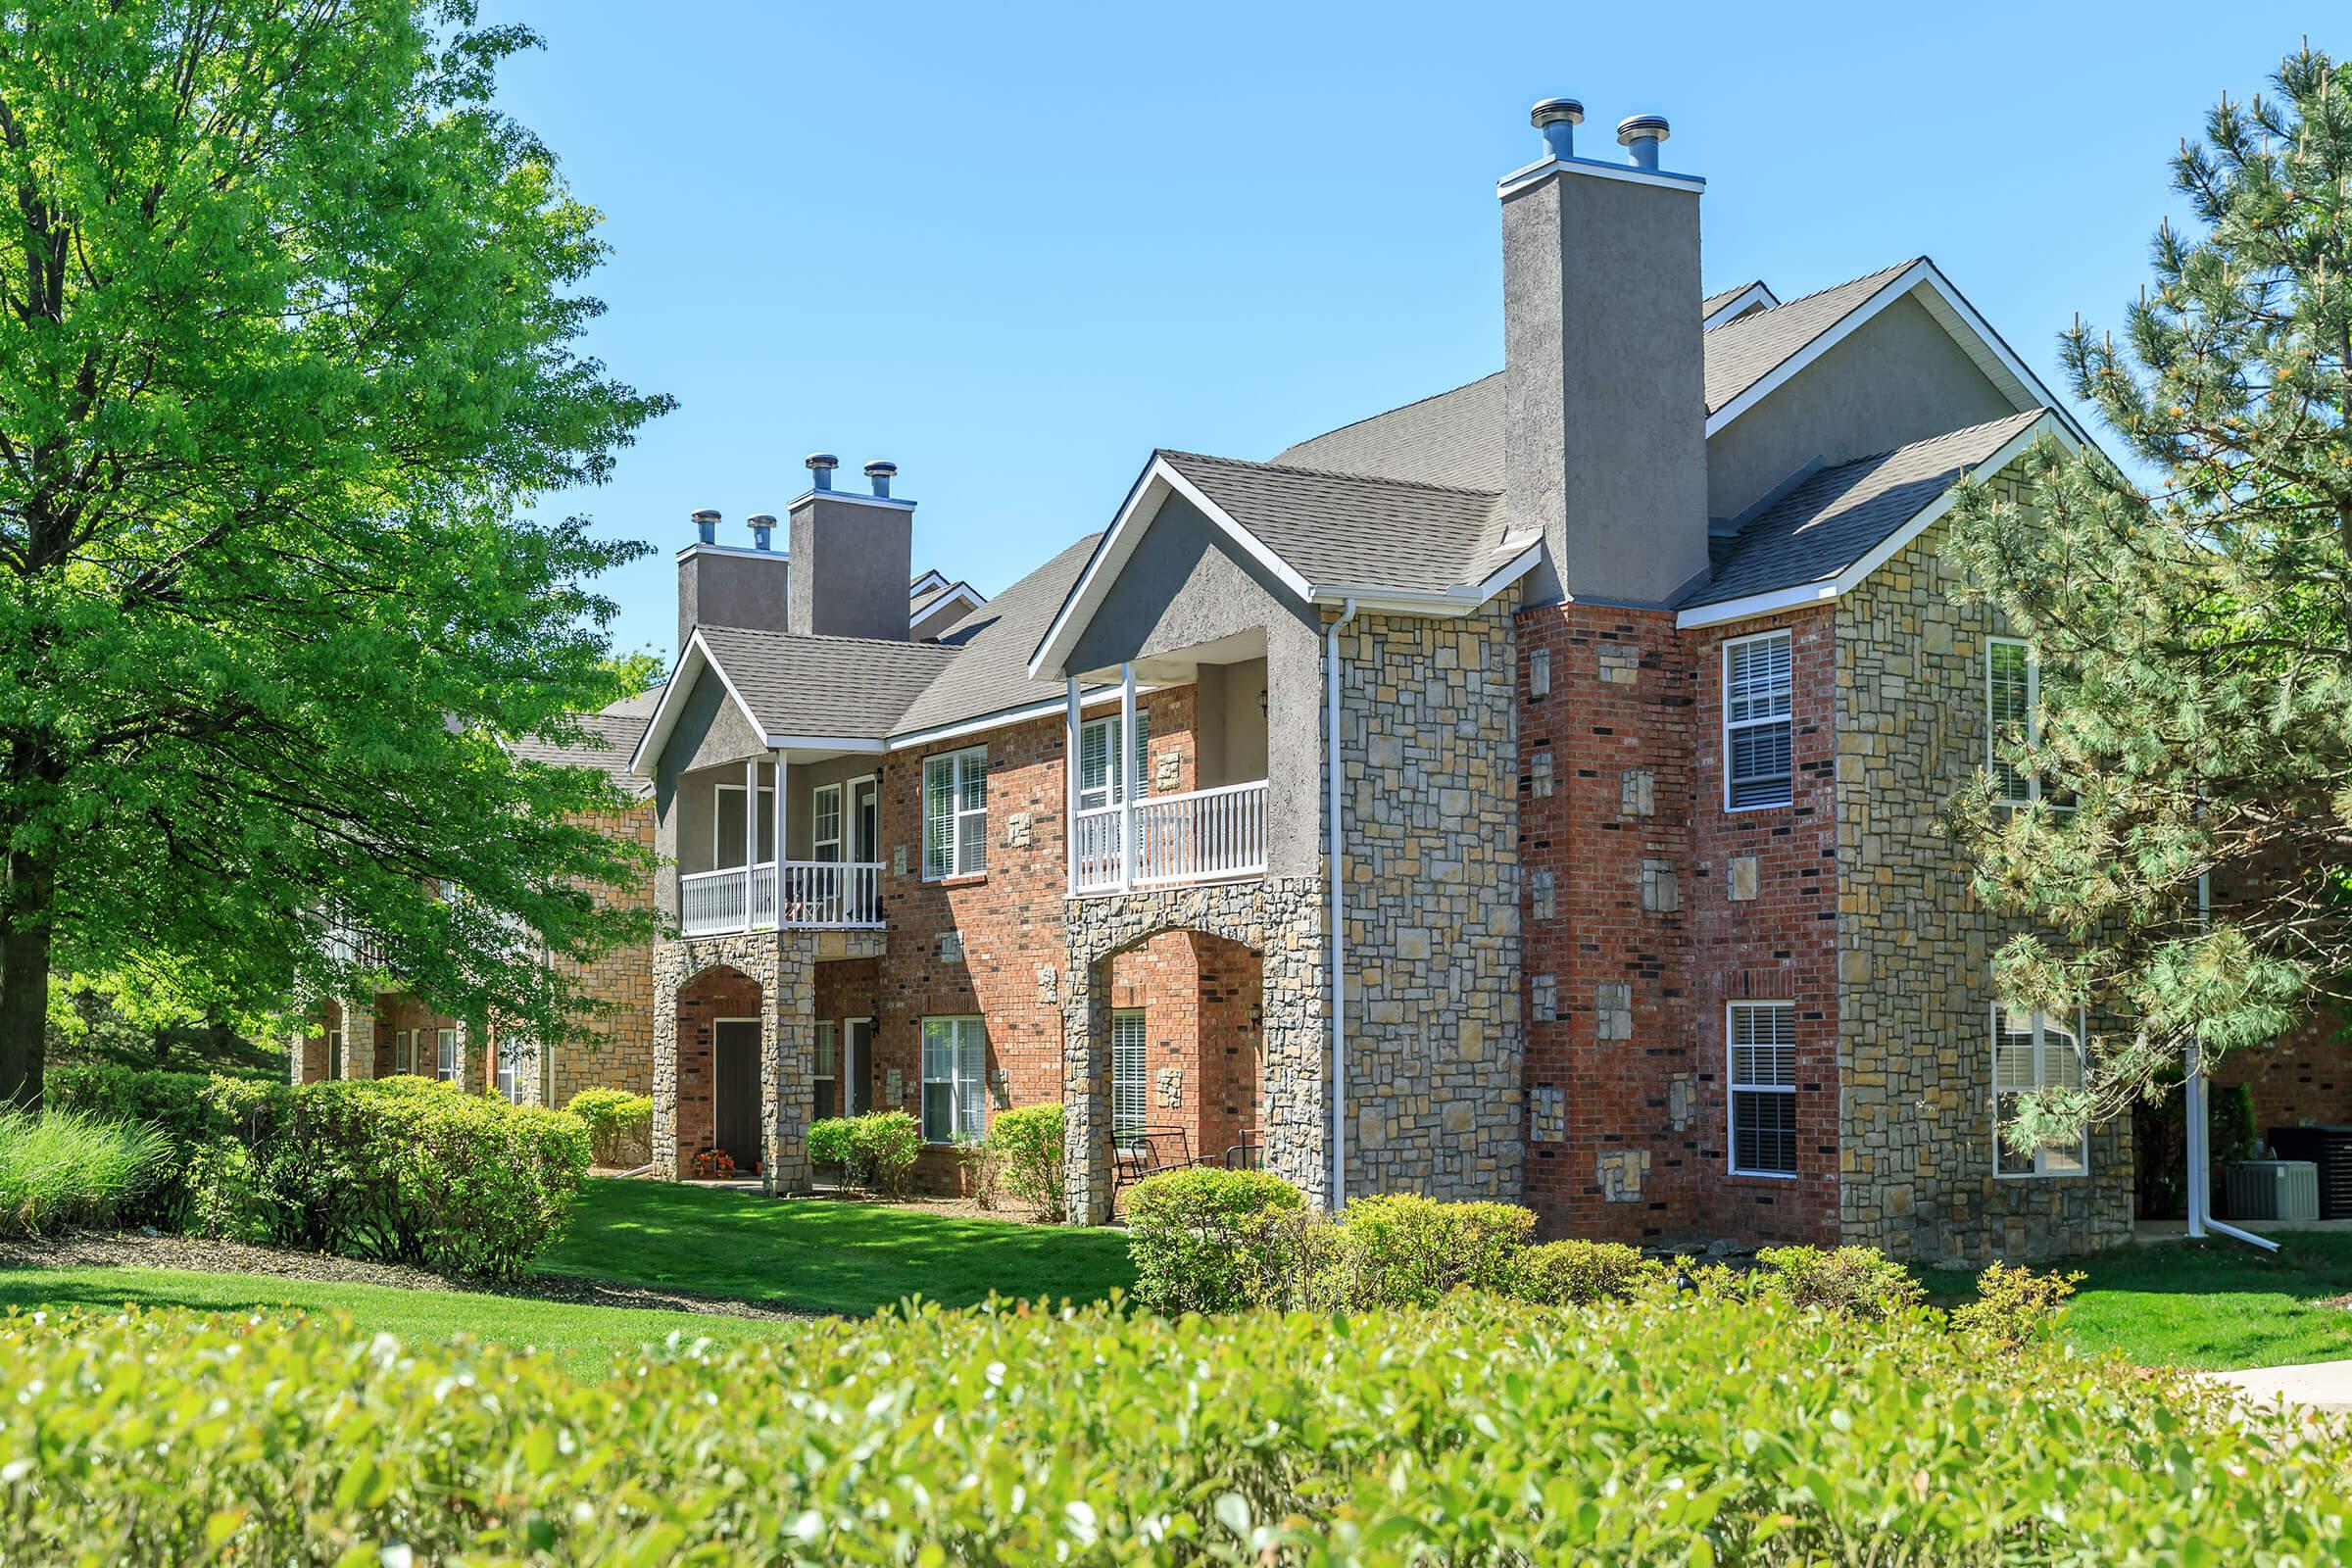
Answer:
978, 1102, 1064, 1220
1750, 1244, 1925, 1320
44, 1064, 291, 1226
1124, 1166, 1307, 1313
1952, 1260, 2085, 1351
566, 1086, 654, 1167
6, 1293, 2347, 1564
184, 1138, 277, 1244
1507, 1238, 1668, 1305
0, 1108, 168, 1235
807, 1110, 922, 1196
1309, 1195, 1536, 1308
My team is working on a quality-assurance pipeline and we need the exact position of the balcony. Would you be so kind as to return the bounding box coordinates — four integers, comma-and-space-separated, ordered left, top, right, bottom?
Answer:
1071, 779, 1268, 896
679, 860, 884, 938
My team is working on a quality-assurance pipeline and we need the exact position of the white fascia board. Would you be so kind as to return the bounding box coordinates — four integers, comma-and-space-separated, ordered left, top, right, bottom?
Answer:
1674, 411, 2070, 630
908, 568, 951, 596
1704, 261, 1935, 436
1028, 456, 1315, 681
770, 736, 888, 755
887, 683, 1139, 752
1907, 268, 2094, 448
628, 631, 758, 775
1702, 281, 1780, 330
916, 582, 988, 620
1496, 156, 1706, 200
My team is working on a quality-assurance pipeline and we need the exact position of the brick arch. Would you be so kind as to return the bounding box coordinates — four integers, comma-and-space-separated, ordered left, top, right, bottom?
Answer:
1060, 876, 1329, 1222
676, 957, 761, 995
652, 931, 815, 1191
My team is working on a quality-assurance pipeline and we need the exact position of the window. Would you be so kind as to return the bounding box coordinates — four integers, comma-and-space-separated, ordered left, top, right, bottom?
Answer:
923, 748, 988, 879
394, 1029, 414, 1075
1992, 1004, 2087, 1177
1724, 631, 1794, 809
496, 1048, 523, 1104
326, 1027, 344, 1081
435, 1026, 459, 1082
921, 1016, 986, 1143
713, 782, 777, 868
1728, 1002, 1797, 1177
1077, 711, 1152, 811
1112, 1009, 1149, 1145
813, 1020, 839, 1121
1985, 639, 2072, 808
811, 783, 843, 863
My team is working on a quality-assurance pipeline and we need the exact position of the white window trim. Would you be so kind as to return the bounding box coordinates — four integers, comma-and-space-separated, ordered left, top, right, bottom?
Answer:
394, 1029, 413, 1075
1991, 1002, 2090, 1180
712, 780, 776, 866
920, 1015, 987, 1144
847, 774, 880, 862
813, 1019, 839, 1119
1076, 712, 1150, 812
435, 1026, 459, 1082
1112, 1008, 1149, 1148
922, 747, 988, 882
810, 781, 843, 863
1726, 1001, 1798, 1179
1986, 636, 2046, 808
1722, 628, 1794, 812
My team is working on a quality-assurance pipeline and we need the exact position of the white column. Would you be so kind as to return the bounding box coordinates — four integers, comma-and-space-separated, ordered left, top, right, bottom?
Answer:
1118, 662, 1139, 891
774, 750, 789, 922
743, 756, 760, 930
1064, 676, 1082, 893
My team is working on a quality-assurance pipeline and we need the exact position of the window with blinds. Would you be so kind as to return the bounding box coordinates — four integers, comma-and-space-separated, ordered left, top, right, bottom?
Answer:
1112, 1009, 1148, 1145
1724, 630, 1794, 809
922, 749, 988, 879
921, 1016, 986, 1143
1984, 638, 2074, 808
1728, 1002, 1797, 1176
811, 784, 843, 862
1077, 712, 1151, 811
813, 1020, 839, 1122
1992, 1004, 2087, 1177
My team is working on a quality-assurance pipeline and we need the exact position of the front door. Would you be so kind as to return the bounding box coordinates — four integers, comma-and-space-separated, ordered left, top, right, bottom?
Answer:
712, 1019, 761, 1173
850, 777, 880, 862
845, 1016, 875, 1115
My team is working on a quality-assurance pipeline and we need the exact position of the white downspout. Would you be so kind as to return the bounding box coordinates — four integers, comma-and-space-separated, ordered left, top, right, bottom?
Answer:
2185, 864, 2278, 1251
1326, 598, 1358, 1211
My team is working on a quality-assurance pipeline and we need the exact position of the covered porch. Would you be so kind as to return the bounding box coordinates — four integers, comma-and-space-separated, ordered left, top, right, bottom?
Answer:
671, 748, 887, 938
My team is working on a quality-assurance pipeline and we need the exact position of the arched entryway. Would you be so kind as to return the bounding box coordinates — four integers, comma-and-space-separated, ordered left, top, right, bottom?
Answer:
652, 932, 817, 1193
672, 965, 764, 1178
1061, 877, 1328, 1222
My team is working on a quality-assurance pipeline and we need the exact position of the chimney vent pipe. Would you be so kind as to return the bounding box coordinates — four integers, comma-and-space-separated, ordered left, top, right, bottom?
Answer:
691, 508, 720, 546
1530, 97, 1584, 162
747, 513, 776, 551
863, 459, 898, 499
805, 452, 839, 491
1616, 114, 1670, 172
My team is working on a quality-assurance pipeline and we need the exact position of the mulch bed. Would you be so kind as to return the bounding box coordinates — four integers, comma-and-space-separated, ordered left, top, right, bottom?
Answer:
0, 1230, 819, 1324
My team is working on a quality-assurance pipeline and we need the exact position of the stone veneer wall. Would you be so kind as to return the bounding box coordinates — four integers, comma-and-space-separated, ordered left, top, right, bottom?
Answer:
546, 798, 658, 1106
1834, 508, 2133, 1264
651, 930, 816, 1194
1335, 600, 1523, 1203
1063, 878, 1327, 1220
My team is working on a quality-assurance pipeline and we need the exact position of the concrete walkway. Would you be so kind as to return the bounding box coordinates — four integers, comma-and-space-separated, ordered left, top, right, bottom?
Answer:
2207, 1359, 2352, 1416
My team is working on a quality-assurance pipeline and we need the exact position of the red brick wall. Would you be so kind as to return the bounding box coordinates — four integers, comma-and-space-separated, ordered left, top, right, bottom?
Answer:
674, 966, 761, 1175
2217, 1008, 2352, 1138
1516, 600, 1840, 1248
376, 995, 463, 1084
814, 956, 881, 1111
1685, 607, 1840, 1245
1195, 935, 1263, 1164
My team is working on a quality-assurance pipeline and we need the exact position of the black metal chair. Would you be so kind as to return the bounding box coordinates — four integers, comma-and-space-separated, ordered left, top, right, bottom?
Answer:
1113, 1125, 1197, 1190
1221, 1142, 1263, 1171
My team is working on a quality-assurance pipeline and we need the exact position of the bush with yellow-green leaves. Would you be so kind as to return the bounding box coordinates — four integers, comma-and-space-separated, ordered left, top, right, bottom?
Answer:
4, 1293, 2345, 1564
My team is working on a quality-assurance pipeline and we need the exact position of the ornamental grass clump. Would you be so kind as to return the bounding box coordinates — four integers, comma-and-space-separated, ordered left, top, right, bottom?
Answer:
0, 1107, 167, 1236
5, 1292, 2348, 1564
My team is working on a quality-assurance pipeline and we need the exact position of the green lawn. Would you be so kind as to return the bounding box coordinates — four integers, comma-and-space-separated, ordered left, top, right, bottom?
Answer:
540, 1179, 1136, 1315
1925, 1234, 2352, 1371
0, 1265, 781, 1377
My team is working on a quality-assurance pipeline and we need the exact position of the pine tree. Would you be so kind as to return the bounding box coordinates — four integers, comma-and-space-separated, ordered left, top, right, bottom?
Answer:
1943, 42, 2352, 1151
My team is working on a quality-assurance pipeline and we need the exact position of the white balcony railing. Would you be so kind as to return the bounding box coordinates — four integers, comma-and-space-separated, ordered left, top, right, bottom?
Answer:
679, 860, 884, 938
1070, 779, 1268, 896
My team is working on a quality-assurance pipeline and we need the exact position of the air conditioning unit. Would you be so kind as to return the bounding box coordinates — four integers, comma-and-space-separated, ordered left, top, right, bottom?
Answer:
2224, 1159, 2320, 1223
2266, 1127, 2352, 1219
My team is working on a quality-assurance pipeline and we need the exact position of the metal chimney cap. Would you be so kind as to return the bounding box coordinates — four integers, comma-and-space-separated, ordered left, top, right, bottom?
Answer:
1615, 113, 1671, 145
1530, 97, 1585, 128
804, 453, 840, 471
862, 460, 898, 477
691, 509, 722, 522
746, 513, 777, 526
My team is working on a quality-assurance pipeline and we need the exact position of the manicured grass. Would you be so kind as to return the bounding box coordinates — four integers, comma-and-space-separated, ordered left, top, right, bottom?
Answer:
0, 1266, 780, 1378
540, 1178, 1136, 1315
1924, 1233, 2352, 1371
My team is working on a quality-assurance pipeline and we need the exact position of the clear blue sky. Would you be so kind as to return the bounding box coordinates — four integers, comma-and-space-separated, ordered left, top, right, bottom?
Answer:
477, 0, 2320, 664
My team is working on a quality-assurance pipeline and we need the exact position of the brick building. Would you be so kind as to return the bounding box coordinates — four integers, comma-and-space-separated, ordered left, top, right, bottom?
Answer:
317, 99, 2348, 1263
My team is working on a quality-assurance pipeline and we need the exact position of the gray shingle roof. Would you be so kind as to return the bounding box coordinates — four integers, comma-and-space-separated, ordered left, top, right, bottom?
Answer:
1156, 450, 1523, 596
509, 709, 656, 799
697, 624, 959, 741
1679, 409, 2046, 610
889, 534, 1103, 739
1274, 260, 1925, 492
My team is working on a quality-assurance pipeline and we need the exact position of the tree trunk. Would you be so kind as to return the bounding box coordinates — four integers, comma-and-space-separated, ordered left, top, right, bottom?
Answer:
0, 841, 57, 1107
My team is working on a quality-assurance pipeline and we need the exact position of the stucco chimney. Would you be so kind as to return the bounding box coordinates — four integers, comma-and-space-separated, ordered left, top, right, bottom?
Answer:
676, 507, 790, 653
787, 460, 915, 641
1499, 99, 1709, 605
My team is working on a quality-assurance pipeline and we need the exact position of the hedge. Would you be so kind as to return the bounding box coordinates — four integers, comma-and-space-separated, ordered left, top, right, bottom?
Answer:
46, 1067, 587, 1278
5, 1294, 2346, 1564
806, 1109, 921, 1194
565, 1086, 654, 1167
